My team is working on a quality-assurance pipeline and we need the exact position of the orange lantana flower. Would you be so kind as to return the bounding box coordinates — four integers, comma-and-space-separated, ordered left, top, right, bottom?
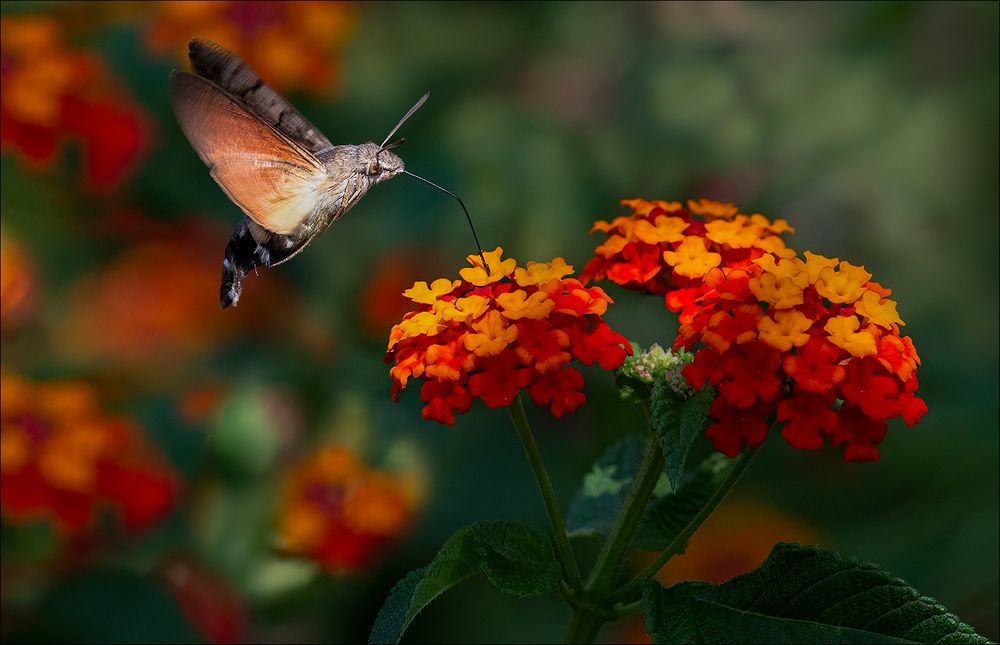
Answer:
586, 198, 926, 462
276, 445, 415, 572
0, 372, 175, 534
387, 248, 631, 423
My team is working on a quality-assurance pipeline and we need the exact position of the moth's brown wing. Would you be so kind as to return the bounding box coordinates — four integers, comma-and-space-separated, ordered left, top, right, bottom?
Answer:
186, 38, 333, 157
170, 71, 328, 236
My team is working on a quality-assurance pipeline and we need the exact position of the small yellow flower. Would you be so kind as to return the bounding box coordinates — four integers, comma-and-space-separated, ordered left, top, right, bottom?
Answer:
590, 215, 635, 234
824, 315, 877, 357
439, 295, 490, 323
705, 217, 762, 249
634, 216, 687, 245
758, 310, 813, 352
801, 251, 838, 286
855, 290, 904, 329
594, 235, 629, 258
662, 237, 722, 279
397, 311, 445, 340
459, 247, 517, 286
748, 214, 795, 235
514, 258, 574, 287
815, 261, 871, 304
462, 310, 518, 356
688, 198, 739, 220
403, 278, 460, 305
749, 273, 804, 309
497, 289, 555, 321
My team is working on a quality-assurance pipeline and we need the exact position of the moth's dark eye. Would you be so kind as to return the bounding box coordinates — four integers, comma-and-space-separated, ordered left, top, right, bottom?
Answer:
369, 161, 381, 176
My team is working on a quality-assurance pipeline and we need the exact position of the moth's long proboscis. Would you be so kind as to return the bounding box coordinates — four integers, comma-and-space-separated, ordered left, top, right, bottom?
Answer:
403, 170, 490, 272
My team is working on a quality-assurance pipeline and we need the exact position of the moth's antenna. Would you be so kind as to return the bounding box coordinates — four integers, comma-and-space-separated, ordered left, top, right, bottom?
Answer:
403, 170, 490, 272
380, 92, 429, 150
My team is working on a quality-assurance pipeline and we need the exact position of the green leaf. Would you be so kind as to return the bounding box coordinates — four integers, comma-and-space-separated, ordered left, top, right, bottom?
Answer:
642, 543, 990, 644
369, 521, 560, 644
651, 382, 716, 490
632, 452, 734, 552
566, 433, 649, 539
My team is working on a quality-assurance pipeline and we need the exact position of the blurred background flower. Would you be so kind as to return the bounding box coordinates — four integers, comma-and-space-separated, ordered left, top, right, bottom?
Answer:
0, 15, 148, 191
276, 444, 417, 572
146, 1, 354, 95
0, 1, 996, 642
0, 230, 36, 327
0, 372, 175, 535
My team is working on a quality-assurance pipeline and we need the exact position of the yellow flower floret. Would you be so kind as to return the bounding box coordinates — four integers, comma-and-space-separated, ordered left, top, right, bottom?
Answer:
688, 198, 739, 220
758, 310, 813, 352
514, 258, 574, 287
749, 272, 804, 309
496, 289, 554, 320
439, 295, 490, 323
403, 278, 461, 305
815, 261, 872, 304
662, 236, 722, 279
396, 311, 445, 340
801, 251, 838, 285
634, 216, 687, 244
855, 290, 904, 329
459, 247, 517, 286
824, 315, 877, 357
462, 310, 518, 357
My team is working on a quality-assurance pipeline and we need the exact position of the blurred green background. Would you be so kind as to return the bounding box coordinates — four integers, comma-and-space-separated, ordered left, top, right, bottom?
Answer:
1, 2, 996, 643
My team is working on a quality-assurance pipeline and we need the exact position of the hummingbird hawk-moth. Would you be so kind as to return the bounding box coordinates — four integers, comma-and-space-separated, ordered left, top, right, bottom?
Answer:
170, 38, 481, 309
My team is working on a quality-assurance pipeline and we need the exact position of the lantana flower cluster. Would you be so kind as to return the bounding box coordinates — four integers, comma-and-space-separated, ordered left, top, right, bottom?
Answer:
276, 445, 414, 572
1, 16, 148, 191
386, 247, 632, 424
0, 372, 176, 533
586, 199, 927, 462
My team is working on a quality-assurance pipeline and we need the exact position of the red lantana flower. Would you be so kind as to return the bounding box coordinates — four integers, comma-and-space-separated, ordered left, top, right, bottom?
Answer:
587, 199, 926, 462
386, 248, 631, 424
1, 16, 148, 191
276, 446, 416, 572
0, 372, 176, 534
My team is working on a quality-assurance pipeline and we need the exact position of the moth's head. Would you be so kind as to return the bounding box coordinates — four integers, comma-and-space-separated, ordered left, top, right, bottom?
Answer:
358, 142, 404, 184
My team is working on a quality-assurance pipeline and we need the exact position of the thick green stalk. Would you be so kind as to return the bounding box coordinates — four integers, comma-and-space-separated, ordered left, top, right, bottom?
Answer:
508, 395, 583, 592
608, 446, 758, 603
564, 432, 665, 643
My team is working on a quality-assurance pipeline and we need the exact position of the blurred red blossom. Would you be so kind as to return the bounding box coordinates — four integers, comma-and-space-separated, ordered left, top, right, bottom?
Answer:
147, 1, 354, 94
0, 231, 36, 327
55, 225, 291, 374
276, 445, 416, 572
0, 371, 176, 535
0, 15, 149, 191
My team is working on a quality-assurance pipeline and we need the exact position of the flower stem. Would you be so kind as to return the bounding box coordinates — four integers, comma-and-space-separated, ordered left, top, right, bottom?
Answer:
564, 432, 665, 643
508, 395, 583, 592
586, 433, 665, 593
607, 446, 758, 604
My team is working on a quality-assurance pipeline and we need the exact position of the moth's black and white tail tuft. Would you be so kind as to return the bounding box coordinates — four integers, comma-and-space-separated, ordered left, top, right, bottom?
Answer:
220, 218, 261, 309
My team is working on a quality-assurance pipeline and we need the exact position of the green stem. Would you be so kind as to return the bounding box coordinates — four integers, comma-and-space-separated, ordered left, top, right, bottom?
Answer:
585, 433, 665, 594
563, 607, 604, 644
565, 423, 665, 643
607, 446, 759, 604
507, 395, 583, 592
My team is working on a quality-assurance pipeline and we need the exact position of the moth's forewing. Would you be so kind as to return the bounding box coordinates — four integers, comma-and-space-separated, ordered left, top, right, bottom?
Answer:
170, 71, 328, 235
186, 38, 333, 157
